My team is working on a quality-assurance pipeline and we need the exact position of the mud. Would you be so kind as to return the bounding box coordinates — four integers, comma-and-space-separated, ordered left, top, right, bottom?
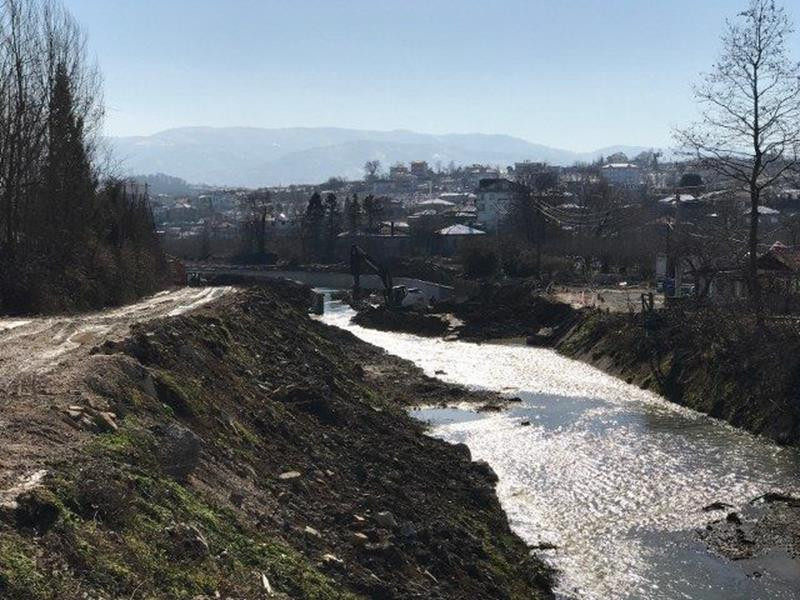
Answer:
0, 281, 553, 599
699, 494, 800, 588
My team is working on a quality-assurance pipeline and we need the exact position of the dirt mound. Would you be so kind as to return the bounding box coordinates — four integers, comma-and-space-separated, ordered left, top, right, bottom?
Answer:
352, 306, 450, 337
437, 279, 580, 341
0, 281, 554, 599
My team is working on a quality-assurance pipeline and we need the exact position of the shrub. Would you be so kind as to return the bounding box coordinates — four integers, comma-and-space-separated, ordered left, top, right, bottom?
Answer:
461, 243, 498, 279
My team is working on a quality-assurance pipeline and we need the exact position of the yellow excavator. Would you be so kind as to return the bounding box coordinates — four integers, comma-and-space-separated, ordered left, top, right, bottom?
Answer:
350, 244, 411, 309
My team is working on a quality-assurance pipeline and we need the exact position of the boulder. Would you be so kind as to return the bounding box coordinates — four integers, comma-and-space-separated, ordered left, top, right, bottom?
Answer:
155, 423, 202, 480
374, 511, 398, 530
169, 522, 210, 559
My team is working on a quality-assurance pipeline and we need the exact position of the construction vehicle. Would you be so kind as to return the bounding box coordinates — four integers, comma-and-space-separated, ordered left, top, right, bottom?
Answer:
350, 244, 427, 310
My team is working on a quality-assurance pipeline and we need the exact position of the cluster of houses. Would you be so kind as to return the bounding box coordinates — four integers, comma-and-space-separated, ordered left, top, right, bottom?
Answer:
149, 155, 800, 305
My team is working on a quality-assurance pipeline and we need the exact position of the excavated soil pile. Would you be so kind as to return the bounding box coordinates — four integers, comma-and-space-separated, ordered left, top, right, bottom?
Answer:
0, 281, 553, 599
352, 306, 450, 337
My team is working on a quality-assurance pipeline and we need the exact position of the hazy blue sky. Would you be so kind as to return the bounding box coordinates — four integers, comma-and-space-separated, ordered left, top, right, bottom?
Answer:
67, 0, 799, 151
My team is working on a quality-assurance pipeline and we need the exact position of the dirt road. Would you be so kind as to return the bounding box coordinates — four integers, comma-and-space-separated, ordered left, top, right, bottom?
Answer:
0, 286, 233, 385
0, 286, 234, 494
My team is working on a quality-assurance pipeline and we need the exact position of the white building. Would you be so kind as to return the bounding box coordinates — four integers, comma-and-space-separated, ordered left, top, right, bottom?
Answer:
601, 163, 641, 187
476, 178, 523, 230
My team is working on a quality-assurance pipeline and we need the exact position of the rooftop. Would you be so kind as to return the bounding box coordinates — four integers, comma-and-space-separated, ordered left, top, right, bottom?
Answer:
437, 224, 486, 236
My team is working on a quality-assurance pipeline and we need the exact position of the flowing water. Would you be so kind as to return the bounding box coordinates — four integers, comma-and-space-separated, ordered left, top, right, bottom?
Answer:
319, 298, 800, 600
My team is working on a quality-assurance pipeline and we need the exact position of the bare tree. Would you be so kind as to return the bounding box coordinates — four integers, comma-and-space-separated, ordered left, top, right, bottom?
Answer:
363, 159, 381, 181
240, 189, 272, 258
676, 0, 800, 317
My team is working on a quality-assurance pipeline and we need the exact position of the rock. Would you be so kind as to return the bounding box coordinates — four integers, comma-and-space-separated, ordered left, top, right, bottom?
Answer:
261, 572, 273, 595
726, 512, 742, 525
93, 411, 118, 433
374, 511, 398, 530
155, 423, 202, 481
322, 553, 343, 565
278, 470, 301, 480
304, 525, 322, 538
529, 541, 557, 550
520, 420, 531, 426
753, 492, 800, 506
169, 523, 210, 559
350, 532, 369, 546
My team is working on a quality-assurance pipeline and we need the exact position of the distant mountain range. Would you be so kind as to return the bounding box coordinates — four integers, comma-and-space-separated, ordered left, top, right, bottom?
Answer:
110, 126, 658, 188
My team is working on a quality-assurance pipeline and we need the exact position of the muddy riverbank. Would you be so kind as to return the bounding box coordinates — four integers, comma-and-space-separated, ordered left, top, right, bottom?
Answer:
0, 282, 552, 599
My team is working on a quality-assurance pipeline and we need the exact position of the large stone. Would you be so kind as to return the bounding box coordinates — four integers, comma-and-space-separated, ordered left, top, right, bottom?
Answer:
155, 423, 202, 480
169, 522, 210, 559
374, 511, 398, 530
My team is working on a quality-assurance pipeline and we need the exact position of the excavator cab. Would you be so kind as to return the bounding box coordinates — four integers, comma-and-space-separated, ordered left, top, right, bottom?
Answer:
387, 285, 407, 308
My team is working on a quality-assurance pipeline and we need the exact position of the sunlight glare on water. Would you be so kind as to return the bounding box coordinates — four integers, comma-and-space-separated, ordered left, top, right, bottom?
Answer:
319, 298, 800, 600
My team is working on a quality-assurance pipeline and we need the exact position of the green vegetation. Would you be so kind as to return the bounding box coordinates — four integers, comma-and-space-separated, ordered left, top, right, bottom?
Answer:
1, 283, 554, 599
0, 411, 360, 600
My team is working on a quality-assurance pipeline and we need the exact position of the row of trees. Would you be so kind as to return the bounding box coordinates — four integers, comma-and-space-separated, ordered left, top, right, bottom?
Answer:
238, 189, 389, 263
0, 0, 166, 313
301, 192, 385, 261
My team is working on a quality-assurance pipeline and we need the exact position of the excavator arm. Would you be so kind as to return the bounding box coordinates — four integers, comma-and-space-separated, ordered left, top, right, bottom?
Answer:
350, 244, 402, 308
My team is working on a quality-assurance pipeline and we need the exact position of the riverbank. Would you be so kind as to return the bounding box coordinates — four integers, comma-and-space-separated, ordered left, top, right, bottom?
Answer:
0, 281, 553, 599
699, 493, 800, 585
351, 281, 800, 447
334, 295, 800, 597
557, 307, 800, 446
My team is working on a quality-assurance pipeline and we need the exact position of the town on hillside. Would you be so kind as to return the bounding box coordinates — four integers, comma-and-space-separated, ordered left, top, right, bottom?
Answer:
147, 154, 800, 311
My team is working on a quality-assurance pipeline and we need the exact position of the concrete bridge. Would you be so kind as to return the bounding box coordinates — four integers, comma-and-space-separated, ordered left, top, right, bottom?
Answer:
186, 265, 455, 302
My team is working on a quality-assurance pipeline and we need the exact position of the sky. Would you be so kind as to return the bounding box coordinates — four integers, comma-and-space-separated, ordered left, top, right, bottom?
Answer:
66, 0, 800, 151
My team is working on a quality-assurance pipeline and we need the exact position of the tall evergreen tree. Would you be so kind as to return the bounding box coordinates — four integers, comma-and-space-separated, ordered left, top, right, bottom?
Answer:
42, 62, 95, 259
346, 193, 361, 234
303, 191, 325, 261
323, 193, 341, 260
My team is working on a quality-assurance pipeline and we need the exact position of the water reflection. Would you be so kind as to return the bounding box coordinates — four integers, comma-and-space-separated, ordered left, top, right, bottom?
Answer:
319, 299, 800, 599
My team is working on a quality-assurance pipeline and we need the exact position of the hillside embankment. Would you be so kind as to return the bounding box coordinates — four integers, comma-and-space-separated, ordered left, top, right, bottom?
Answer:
557, 306, 800, 447
0, 281, 553, 599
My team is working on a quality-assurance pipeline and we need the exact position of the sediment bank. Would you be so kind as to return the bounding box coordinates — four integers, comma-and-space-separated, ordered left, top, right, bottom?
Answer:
0, 281, 553, 599
557, 307, 800, 446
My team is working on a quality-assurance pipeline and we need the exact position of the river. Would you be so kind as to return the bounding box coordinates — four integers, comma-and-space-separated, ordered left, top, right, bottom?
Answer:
319, 297, 800, 600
